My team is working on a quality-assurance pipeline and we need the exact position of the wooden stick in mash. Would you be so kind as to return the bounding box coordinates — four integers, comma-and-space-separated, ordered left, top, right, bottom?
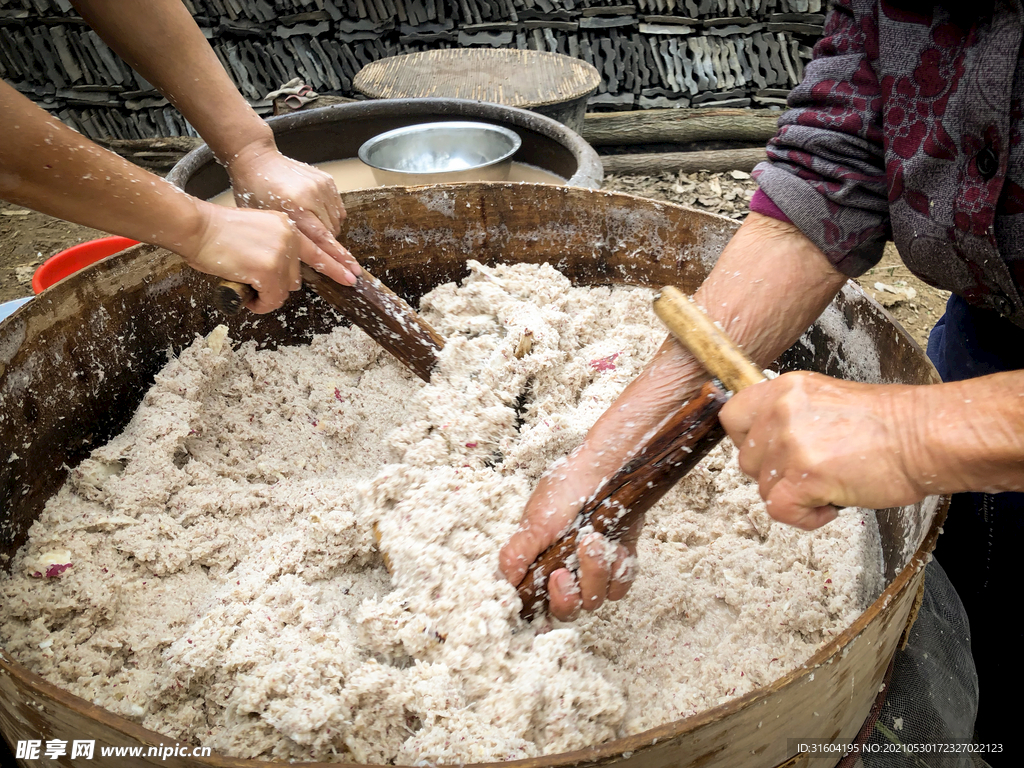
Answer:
215, 265, 444, 383
517, 286, 767, 621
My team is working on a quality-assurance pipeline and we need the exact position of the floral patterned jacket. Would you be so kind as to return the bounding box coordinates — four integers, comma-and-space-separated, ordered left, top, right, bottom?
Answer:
752, 0, 1024, 326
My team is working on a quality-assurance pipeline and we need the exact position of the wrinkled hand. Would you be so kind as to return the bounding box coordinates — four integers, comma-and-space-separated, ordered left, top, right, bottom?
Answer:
227, 143, 360, 288
181, 204, 319, 313
499, 448, 640, 622
499, 338, 707, 621
720, 372, 926, 530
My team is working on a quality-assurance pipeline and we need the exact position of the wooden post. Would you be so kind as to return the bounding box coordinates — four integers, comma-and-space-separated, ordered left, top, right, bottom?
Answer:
602, 147, 767, 175
583, 108, 780, 146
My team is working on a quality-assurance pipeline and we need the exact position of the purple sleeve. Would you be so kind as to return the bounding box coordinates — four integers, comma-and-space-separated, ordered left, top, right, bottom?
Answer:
749, 189, 792, 223
751, 0, 890, 277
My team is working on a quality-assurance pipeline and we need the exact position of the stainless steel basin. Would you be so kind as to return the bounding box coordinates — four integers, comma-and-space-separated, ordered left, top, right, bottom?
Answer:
358, 121, 522, 185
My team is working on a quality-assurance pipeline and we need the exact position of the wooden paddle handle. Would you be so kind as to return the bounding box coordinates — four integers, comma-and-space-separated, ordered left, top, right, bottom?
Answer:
655, 285, 845, 516
213, 266, 444, 382
215, 280, 255, 316
518, 287, 769, 621
653, 285, 766, 392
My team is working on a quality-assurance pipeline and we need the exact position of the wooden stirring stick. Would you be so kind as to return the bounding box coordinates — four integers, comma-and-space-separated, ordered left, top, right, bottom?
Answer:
516, 381, 729, 621
517, 286, 766, 621
653, 286, 766, 392
215, 266, 445, 383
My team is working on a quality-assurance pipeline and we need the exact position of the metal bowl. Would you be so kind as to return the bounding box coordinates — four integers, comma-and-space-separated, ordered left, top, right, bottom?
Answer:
357, 120, 522, 185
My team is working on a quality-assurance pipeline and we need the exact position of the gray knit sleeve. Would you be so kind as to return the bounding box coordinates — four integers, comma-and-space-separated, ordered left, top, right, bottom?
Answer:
752, 0, 890, 277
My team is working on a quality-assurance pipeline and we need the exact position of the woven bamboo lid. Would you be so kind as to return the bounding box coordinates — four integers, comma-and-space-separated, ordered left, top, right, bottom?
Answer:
353, 49, 600, 109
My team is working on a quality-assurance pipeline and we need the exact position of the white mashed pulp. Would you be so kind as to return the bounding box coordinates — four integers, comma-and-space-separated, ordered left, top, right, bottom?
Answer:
0, 261, 884, 764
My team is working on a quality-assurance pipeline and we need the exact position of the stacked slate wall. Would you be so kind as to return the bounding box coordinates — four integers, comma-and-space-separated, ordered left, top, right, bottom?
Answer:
0, 0, 824, 141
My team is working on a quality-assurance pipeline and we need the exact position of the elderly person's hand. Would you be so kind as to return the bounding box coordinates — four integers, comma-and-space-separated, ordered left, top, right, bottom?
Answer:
499, 214, 850, 621
498, 390, 675, 621
720, 373, 926, 530
226, 140, 360, 288
721, 370, 1024, 528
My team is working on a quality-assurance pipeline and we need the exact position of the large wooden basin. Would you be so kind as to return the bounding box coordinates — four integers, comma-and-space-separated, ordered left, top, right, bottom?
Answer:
0, 184, 945, 768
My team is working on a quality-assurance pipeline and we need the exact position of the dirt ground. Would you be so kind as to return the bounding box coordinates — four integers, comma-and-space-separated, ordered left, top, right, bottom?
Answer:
860, 242, 949, 349
0, 200, 103, 302
1, 171, 949, 349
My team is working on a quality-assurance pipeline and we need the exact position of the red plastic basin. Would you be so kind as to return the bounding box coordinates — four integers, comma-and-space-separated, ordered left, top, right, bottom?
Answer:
32, 236, 140, 294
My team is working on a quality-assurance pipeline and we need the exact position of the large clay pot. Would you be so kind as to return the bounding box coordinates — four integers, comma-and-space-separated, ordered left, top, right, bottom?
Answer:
165, 98, 604, 200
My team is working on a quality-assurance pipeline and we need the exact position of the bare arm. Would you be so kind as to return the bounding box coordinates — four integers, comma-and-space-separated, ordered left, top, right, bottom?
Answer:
504, 218, 1024, 624
0, 80, 315, 313
915, 373, 1024, 494
499, 213, 849, 620
72, 0, 266, 165
70, 0, 359, 286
